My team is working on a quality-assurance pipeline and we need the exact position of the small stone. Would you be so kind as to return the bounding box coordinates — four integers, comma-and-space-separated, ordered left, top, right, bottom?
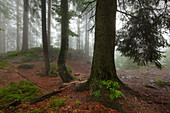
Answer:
134, 77, 140, 79
74, 73, 80, 76
149, 80, 154, 83
144, 84, 157, 89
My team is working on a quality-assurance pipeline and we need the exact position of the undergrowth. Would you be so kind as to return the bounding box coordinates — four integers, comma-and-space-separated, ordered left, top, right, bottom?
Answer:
92, 80, 125, 101
50, 96, 67, 111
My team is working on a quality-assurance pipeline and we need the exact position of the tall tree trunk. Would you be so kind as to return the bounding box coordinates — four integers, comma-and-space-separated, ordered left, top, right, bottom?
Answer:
77, 0, 124, 91
57, 0, 74, 83
42, 0, 50, 76
2, 15, 6, 53
48, 0, 51, 47
16, 0, 20, 51
0, 14, 2, 53
22, 0, 29, 52
77, 19, 80, 50
85, 14, 89, 56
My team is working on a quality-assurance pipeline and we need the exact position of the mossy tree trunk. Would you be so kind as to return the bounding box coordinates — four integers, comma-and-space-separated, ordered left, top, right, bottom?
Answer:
42, 0, 50, 76
78, 0, 124, 91
57, 0, 74, 83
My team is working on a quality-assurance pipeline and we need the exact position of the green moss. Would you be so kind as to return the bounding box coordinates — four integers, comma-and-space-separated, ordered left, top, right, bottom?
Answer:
155, 78, 165, 85
66, 65, 73, 74
40, 64, 73, 77
50, 70, 59, 76
75, 101, 80, 104
21, 54, 41, 63
0, 80, 40, 106
50, 63, 58, 70
49, 97, 66, 110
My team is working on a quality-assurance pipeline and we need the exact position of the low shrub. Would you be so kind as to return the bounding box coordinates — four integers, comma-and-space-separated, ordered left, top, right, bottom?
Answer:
92, 80, 125, 101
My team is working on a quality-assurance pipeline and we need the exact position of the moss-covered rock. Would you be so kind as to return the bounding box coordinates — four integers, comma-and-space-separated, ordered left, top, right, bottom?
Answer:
21, 53, 42, 63
17, 64, 35, 69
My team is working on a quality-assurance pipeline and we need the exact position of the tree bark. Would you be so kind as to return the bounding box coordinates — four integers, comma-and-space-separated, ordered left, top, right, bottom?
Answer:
42, 0, 50, 76
16, 0, 20, 51
57, 0, 74, 83
85, 14, 89, 56
77, 0, 124, 91
48, 0, 51, 47
21, 0, 29, 52
76, 19, 80, 50
0, 14, 2, 53
2, 15, 6, 53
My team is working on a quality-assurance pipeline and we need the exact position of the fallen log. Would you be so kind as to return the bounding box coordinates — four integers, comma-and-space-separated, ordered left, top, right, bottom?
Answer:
0, 88, 65, 110
0, 100, 21, 110
29, 88, 65, 105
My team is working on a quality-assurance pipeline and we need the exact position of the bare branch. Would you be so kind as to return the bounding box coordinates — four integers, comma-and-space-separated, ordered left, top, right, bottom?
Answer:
82, 0, 96, 13
116, 9, 138, 18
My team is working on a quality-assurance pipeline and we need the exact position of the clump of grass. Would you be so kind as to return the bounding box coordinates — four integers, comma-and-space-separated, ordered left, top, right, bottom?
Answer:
50, 96, 67, 110
0, 80, 40, 105
155, 78, 165, 85
75, 101, 80, 105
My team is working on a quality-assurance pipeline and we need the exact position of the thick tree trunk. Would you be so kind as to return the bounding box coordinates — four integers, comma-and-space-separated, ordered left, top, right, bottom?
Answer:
57, 0, 74, 83
77, 0, 124, 91
16, 0, 20, 51
48, 0, 51, 47
21, 0, 29, 52
42, 0, 50, 76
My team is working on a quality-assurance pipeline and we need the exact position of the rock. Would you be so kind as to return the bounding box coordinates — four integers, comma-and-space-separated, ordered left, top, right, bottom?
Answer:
144, 84, 158, 89
17, 64, 35, 69
148, 101, 152, 104
74, 73, 80, 76
134, 77, 140, 79
122, 76, 125, 79
149, 80, 155, 83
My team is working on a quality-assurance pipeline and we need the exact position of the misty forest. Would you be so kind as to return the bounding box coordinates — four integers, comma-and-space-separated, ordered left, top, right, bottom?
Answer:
0, 0, 170, 112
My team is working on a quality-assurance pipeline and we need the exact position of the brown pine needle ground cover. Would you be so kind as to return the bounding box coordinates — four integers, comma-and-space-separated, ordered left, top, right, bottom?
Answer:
0, 58, 169, 113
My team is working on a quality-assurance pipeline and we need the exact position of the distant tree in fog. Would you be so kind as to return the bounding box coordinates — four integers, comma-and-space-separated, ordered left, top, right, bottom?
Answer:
41, 0, 50, 76
21, 0, 29, 52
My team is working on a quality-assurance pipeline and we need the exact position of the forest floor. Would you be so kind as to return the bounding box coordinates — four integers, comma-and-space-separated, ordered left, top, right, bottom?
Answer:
0, 58, 170, 113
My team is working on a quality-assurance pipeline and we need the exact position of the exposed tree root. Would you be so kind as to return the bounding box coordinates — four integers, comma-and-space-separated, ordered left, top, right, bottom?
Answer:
17, 72, 38, 86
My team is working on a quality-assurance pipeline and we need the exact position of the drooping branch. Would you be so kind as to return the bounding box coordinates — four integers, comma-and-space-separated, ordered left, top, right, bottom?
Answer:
82, 0, 96, 13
